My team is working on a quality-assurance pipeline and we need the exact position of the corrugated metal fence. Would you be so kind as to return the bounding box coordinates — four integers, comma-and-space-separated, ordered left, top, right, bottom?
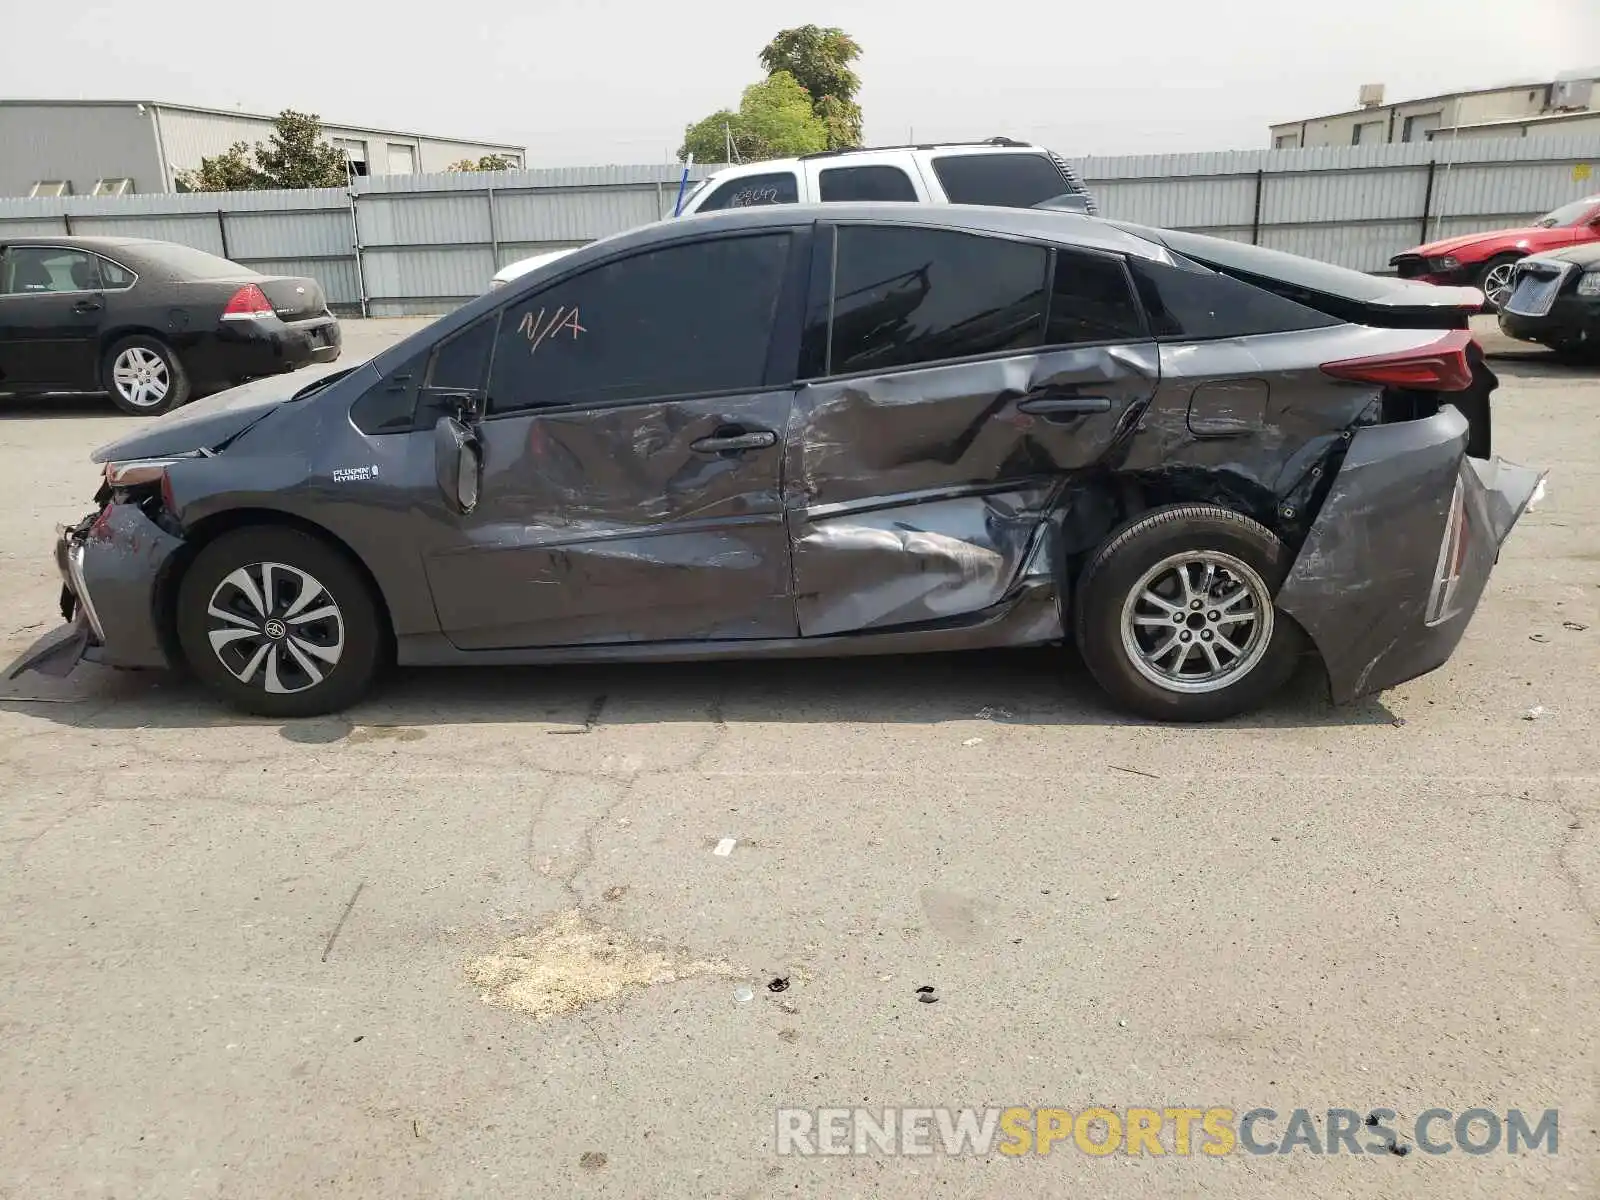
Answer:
1, 138, 1597, 316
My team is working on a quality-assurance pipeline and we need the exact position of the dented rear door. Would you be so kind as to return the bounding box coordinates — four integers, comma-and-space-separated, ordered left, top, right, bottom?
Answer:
787, 223, 1159, 636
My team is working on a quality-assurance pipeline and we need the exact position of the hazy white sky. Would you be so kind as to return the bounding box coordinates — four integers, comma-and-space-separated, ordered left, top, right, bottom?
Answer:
8, 0, 1599, 163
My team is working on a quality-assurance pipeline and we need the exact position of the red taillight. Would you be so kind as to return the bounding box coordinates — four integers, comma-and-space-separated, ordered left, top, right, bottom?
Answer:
221, 283, 274, 320
1321, 330, 1475, 392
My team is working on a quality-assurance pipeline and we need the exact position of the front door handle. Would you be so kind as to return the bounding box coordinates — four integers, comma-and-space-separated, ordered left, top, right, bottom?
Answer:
1016, 395, 1112, 417
691, 428, 778, 454
74, 299, 102, 314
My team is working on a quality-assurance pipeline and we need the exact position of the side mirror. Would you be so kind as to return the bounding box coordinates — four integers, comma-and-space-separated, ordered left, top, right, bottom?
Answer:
433, 416, 481, 515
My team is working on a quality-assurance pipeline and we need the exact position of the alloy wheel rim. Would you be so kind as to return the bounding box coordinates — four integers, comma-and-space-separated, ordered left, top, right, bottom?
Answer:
205, 561, 345, 694
1119, 551, 1275, 694
1483, 263, 1516, 308
112, 347, 170, 408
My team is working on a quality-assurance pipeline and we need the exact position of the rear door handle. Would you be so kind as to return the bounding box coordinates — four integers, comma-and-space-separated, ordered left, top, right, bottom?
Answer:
74, 299, 102, 313
691, 429, 778, 454
1016, 395, 1113, 417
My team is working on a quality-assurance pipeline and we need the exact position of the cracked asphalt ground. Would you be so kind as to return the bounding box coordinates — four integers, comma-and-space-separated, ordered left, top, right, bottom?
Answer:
1, 319, 1596, 1199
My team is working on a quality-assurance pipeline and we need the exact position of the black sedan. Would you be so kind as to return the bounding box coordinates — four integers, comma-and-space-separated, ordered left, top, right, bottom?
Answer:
1498, 242, 1600, 360
9, 204, 1542, 722
0, 236, 340, 415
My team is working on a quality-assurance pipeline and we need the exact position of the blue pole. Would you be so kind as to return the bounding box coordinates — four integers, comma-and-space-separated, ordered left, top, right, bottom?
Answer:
672, 154, 694, 217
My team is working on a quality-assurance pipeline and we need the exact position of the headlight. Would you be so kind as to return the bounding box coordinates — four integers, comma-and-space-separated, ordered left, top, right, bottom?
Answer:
1578, 271, 1600, 297
1429, 256, 1461, 272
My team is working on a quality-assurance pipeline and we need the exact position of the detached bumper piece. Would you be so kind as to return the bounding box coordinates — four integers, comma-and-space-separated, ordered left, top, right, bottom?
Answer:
5, 504, 186, 682
1277, 406, 1543, 704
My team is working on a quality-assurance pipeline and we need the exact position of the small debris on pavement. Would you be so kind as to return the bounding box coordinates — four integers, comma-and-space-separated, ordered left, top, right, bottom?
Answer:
915, 985, 939, 1004
961, 737, 983, 747
767, 976, 790, 993
733, 985, 754, 1004
1105, 892, 1121, 902
1563, 621, 1589, 632
1118, 1019, 1128, 1028
1523, 706, 1546, 721
713, 838, 737, 857
1108, 764, 1160, 780
1390, 716, 1407, 727
602, 886, 628, 902
579, 1151, 608, 1170
1529, 633, 1550, 643
1388, 1142, 1410, 1157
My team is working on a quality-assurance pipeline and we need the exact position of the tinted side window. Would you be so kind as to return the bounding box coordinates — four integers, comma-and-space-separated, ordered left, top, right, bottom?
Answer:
426, 315, 496, 390
931, 153, 1074, 208
819, 165, 918, 202
825, 225, 1048, 375
98, 256, 136, 289
695, 173, 799, 211
1130, 257, 1343, 341
1, 247, 101, 294
489, 233, 791, 412
1046, 250, 1146, 345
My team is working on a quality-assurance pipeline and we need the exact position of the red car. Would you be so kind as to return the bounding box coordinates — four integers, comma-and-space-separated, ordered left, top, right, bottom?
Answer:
1390, 193, 1600, 311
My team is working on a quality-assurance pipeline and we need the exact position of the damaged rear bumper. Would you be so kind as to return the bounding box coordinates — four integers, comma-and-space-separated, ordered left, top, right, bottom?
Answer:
1277, 405, 1543, 703
5, 504, 185, 682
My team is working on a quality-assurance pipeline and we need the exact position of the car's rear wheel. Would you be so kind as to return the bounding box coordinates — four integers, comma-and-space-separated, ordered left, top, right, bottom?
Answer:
1074, 505, 1305, 722
103, 335, 189, 416
1476, 254, 1521, 312
175, 526, 384, 718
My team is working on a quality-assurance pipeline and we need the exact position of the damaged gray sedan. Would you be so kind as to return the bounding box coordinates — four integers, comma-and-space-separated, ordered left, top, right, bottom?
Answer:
11, 204, 1543, 721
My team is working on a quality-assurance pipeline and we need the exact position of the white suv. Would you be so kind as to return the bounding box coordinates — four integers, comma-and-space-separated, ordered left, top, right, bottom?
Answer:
674, 138, 1097, 217
489, 139, 1097, 289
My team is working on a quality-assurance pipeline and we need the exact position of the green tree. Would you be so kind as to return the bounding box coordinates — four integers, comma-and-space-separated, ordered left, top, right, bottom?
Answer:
252, 110, 351, 189
174, 110, 350, 191
679, 72, 828, 163
175, 142, 266, 192
759, 25, 863, 149
446, 154, 515, 171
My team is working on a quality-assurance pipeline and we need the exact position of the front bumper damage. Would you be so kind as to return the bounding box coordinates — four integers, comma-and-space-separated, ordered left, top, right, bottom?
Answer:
1277, 406, 1543, 703
5, 504, 185, 681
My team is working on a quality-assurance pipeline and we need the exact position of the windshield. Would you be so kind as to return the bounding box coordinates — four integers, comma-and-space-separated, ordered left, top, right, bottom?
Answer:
1536, 196, 1600, 228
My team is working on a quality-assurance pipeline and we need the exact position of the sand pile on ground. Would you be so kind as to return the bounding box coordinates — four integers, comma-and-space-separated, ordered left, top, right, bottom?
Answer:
466, 909, 736, 1020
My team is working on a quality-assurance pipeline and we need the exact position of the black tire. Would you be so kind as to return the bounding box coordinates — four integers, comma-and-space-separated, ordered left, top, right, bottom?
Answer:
175, 526, 384, 718
1074, 505, 1305, 722
1474, 253, 1521, 314
102, 334, 190, 416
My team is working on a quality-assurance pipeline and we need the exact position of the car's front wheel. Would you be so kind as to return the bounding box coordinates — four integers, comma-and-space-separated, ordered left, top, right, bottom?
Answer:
175, 526, 384, 718
102, 335, 190, 416
1475, 254, 1521, 312
1074, 505, 1305, 722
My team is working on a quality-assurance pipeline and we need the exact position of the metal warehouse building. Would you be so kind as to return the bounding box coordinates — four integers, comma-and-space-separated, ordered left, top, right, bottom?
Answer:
0, 100, 526, 198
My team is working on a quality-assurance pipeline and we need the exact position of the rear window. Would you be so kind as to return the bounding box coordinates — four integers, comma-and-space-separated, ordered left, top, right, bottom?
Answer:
694, 172, 799, 212
819, 165, 918, 203
1130, 256, 1342, 341
931, 152, 1075, 209
1128, 225, 1399, 304
130, 242, 252, 280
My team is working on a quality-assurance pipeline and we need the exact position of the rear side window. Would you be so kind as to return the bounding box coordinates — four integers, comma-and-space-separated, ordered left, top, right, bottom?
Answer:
694, 173, 799, 211
1131, 256, 1343, 341
98, 256, 136, 289
1047, 249, 1146, 345
820, 225, 1049, 375
488, 233, 791, 412
931, 153, 1075, 209
819, 165, 918, 202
